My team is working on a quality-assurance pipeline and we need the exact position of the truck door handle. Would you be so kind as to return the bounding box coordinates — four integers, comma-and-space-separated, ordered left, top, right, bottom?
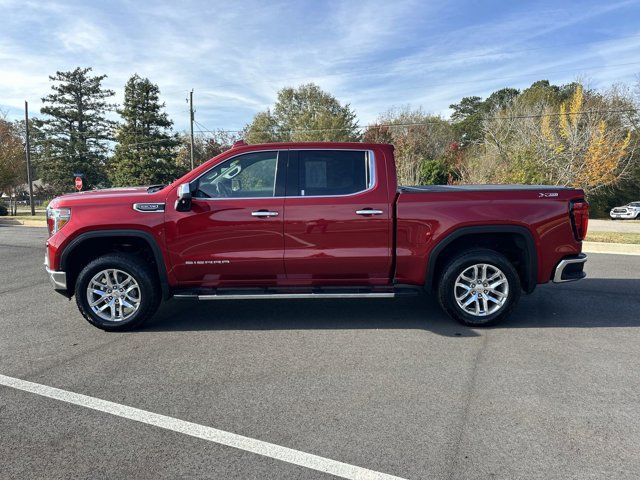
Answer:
356, 209, 383, 216
251, 210, 279, 217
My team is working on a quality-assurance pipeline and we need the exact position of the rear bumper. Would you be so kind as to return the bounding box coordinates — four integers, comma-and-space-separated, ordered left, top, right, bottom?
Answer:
552, 253, 587, 283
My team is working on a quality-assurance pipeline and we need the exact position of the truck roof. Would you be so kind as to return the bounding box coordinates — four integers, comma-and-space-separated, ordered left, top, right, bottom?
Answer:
230, 141, 393, 150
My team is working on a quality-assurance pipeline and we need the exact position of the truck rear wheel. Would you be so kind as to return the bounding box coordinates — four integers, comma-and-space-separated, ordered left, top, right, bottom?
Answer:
437, 249, 521, 327
74, 253, 160, 331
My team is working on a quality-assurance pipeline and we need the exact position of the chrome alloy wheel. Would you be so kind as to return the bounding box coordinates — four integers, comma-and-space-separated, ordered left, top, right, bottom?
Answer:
86, 269, 141, 322
454, 263, 509, 317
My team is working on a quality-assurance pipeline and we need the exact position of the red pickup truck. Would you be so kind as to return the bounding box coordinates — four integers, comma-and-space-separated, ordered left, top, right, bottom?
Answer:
45, 141, 589, 331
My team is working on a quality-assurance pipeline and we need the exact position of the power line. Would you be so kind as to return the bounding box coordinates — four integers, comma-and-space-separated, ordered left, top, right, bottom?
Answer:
32, 137, 181, 156
190, 61, 640, 134
29, 106, 638, 164
193, 108, 639, 135
121, 137, 180, 148
193, 119, 216, 133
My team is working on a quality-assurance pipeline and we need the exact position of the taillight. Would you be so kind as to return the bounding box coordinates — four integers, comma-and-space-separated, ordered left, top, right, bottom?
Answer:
570, 200, 589, 241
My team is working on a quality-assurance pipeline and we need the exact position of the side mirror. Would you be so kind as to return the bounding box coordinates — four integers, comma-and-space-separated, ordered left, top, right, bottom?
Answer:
175, 183, 192, 212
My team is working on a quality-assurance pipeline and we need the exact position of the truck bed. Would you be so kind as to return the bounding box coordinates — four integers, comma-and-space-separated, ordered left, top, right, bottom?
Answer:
393, 183, 584, 288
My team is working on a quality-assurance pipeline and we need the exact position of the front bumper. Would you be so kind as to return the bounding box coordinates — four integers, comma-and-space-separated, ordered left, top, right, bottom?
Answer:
45, 266, 67, 291
610, 211, 637, 219
44, 251, 67, 292
553, 254, 587, 283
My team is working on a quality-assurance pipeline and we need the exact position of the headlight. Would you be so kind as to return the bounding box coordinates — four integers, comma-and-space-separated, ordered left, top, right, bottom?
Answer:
46, 207, 71, 236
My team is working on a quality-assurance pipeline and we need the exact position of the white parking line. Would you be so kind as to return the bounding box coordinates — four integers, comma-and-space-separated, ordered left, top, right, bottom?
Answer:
0, 374, 407, 480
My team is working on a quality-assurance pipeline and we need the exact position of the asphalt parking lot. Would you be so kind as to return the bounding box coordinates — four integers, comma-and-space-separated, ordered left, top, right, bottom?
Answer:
1, 225, 639, 479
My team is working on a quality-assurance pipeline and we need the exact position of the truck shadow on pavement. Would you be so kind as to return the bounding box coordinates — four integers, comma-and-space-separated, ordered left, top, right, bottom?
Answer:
503, 278, 640, 329
149, 294, 478, 337
142, 278, 640, 337
144, 278, 640, 337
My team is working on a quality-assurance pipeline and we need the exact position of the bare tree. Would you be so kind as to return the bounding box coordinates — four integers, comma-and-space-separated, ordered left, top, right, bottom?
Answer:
364, 107, 455, 185
0, 113, 26, 214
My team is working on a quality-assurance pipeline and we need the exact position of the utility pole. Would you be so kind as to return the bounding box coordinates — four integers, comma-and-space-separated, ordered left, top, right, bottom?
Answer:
24, 101, 35, 216
189, 89, 195, 170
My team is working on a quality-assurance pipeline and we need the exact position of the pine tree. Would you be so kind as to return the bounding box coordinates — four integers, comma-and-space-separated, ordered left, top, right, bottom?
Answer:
35, 67, 115, 193
109, 75, 181, 186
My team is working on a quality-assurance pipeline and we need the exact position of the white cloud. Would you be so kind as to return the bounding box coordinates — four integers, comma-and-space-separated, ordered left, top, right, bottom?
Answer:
56, 19, 109, 52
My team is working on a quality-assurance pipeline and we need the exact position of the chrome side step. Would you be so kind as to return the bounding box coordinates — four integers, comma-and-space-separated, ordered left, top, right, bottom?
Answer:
174, 292, 396, 300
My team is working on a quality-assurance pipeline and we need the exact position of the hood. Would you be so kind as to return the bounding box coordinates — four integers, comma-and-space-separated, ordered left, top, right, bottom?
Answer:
50, 186, 164, 208
62, 186, 149, 198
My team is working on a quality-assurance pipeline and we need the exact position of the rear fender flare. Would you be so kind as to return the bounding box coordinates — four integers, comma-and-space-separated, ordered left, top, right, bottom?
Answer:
425, 225, 538, 293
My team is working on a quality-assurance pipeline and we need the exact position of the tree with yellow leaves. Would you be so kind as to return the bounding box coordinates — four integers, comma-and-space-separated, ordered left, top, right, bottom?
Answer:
462, 82, 636, 194
539, 84, 633, 191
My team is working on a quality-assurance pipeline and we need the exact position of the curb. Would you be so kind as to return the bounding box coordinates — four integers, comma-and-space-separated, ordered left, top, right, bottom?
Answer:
582, 241, 640, 256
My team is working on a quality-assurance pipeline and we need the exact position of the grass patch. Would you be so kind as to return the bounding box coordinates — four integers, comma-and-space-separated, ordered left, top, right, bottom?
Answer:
1, 208, 46, 218
586, 231, 640, 244
10, 212, 46, 218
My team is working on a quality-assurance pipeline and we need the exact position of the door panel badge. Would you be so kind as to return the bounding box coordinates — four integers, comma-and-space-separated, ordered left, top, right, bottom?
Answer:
185, 260, 231, 265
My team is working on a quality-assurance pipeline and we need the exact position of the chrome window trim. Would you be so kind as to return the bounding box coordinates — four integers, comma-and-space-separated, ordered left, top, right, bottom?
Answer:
191, 148, 377, 201
133, 203, 166, 213
272, 150, 279, 195
289, 149, 376, 199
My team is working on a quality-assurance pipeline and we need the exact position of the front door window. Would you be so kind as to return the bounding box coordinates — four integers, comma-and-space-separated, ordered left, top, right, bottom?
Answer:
195, 151, 279, 199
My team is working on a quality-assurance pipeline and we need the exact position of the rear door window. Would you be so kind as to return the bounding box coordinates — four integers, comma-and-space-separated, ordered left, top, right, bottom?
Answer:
291, 150, 369, 196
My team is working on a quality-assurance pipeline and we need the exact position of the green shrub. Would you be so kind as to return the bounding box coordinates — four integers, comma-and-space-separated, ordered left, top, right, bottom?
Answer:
418, 158, 455, 185
0, 204, 8, 216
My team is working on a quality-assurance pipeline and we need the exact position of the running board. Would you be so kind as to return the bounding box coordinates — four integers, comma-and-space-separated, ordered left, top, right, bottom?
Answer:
173, 286, 420, 301
175, 292, 396, 300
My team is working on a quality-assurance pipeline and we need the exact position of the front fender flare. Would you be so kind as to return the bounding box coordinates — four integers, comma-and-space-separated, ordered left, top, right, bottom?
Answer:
60, 229, 170, 300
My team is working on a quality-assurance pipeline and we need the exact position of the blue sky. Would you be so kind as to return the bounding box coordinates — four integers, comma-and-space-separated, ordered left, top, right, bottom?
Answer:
1, 0, 640, 133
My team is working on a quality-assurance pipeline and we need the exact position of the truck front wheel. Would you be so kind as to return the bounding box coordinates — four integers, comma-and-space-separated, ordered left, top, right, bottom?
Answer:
437, 249, 521, 327
74, 253, 161, 331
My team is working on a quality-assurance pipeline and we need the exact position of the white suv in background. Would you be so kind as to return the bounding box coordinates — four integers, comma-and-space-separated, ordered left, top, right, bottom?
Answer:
610, 202, 640, 220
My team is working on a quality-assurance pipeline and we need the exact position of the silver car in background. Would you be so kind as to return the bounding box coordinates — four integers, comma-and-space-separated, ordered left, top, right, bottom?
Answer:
610, 202, 640, 219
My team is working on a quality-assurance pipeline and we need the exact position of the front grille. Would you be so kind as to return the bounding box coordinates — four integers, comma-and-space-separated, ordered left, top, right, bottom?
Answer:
613, 209, 627, 213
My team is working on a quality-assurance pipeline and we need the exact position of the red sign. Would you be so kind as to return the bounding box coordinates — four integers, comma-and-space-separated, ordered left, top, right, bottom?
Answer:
75, 176, 83, 191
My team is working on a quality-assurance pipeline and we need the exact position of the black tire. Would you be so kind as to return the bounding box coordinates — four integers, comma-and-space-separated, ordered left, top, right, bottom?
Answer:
75, 253, 161, 331
437, 249, 521, 327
